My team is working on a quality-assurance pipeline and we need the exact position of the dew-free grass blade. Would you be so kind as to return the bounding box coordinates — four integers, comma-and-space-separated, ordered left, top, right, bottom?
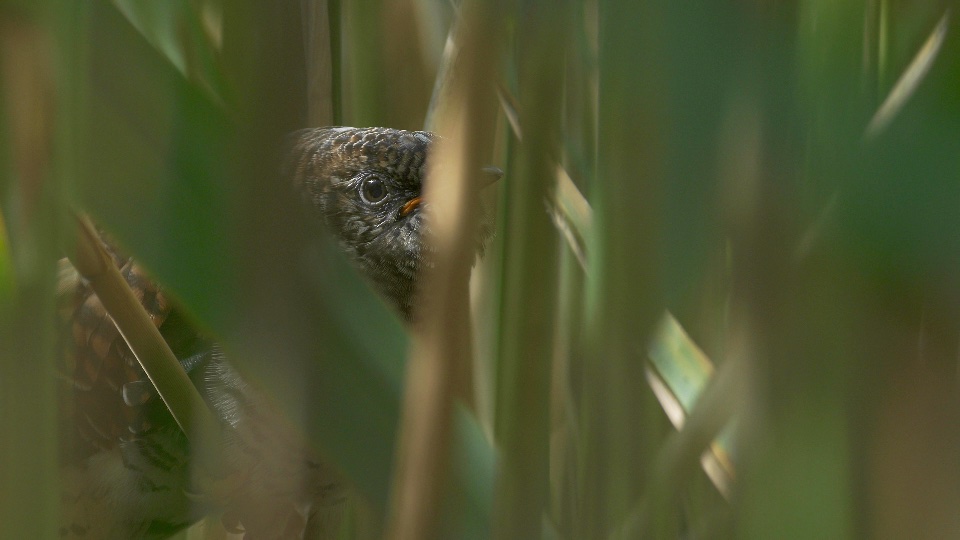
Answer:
0, 210, 12, 303
111, 0, 227, 101
67, 212, 222, 452
386, 1, 503, 537
60, 0, 411, 517
494, 43, 736, 503
490, 2, 569, 539
302, 0, 337, 126
0, 13, 61, 538
865, 10, 949, 138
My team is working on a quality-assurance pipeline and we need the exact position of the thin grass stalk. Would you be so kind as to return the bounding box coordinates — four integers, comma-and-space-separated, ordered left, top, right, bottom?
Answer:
0, 12, 60, 538
67, 213, 222, 452
190, 0, 223, 49
864, 10, 948, 139
877, 0, 889, 89
217, 0, 315, 509
490, 1, 569, 538
110, 0, 227, 102
611, 356, 749, 538
328, 0, 342, 126
496, 17, 743, 516
735, 5, 856, 537
582, 0, 668, 536
212, 1, 411, 516
410, 0, 450, 75
422, 8, 460, 132
219, 3, 407, 535
302, 0, 335, 127
379, 1, 436, 131
342, 0, 385, 126
468, 122, 509, 436
561, 0, 597, 191
731, 183, 857, 539
385, 1, 502, 538
551, 245, 587, 537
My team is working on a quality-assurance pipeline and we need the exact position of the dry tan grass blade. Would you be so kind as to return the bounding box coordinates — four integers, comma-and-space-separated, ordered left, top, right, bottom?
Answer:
67, 212, 222, 457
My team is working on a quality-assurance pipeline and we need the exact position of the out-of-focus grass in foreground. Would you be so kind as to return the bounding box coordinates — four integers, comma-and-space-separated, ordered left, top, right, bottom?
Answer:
3, 1, 960, 539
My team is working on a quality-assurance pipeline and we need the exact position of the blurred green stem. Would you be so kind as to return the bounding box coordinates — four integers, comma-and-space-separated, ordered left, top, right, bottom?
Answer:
491, 1, 569, 538
581, 0, 670, 536
0, 12, 60, 538
67, 213, 221, 451
385, 1, 502, 538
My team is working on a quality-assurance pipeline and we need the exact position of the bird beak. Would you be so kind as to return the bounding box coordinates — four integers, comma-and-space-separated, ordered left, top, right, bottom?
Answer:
400, 166, 503, 217
399, 196, 423, 217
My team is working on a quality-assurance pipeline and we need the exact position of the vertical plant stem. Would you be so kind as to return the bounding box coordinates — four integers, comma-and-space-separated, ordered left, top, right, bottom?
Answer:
0, 12, 60, 539
67, 213, 221, 447
491, 1, 569, 538
302, 0, 335, 126
385, 1, 502, 538
342, 0, 385, 126
581, 0, 668, 536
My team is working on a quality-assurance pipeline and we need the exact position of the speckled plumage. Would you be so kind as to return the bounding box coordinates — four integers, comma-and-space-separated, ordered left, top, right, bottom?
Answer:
57, 127, 495, 539
288, 127, 436, 319
58, 243, 344, 540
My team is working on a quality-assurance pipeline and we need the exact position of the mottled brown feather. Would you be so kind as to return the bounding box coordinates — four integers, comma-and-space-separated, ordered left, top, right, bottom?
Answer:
57, 234, 175, 460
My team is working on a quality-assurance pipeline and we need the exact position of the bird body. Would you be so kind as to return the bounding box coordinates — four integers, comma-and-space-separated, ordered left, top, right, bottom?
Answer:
57, 243, 343, 539
57, 126, 496, 538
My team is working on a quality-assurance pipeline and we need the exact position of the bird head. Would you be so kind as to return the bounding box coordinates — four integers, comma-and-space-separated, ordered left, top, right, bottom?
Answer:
288, 126, 499, 320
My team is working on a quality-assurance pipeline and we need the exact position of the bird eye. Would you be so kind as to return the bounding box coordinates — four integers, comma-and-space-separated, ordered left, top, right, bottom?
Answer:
360, 177, 388, 204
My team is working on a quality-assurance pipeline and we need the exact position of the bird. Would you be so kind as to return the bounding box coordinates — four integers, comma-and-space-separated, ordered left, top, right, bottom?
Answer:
56, 126, 500, 539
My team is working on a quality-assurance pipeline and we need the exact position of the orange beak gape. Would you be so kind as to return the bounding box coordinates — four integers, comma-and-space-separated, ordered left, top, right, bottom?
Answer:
399, 196, 423, 217
398, 166, 502, 218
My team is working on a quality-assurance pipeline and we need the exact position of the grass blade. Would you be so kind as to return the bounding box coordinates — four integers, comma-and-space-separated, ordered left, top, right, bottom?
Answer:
491, 1, 569, 538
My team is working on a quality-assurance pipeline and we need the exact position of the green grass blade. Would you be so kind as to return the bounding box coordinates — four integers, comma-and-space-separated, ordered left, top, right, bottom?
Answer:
0, 12, 61, 538
490, 2, 569, 538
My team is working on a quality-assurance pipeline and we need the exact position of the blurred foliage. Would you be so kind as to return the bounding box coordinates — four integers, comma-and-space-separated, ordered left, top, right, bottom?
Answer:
3, 0, 960, 538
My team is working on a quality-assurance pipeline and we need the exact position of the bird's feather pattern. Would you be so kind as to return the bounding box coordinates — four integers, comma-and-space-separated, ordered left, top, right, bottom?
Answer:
57, 126, 493, 539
